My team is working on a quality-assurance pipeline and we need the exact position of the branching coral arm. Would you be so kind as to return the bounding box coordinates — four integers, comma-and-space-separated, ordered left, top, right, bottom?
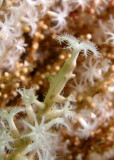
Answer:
44, 34, 100, 118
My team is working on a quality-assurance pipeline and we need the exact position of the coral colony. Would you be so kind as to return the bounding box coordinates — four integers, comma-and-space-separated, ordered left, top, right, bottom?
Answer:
0, 0, 114, 160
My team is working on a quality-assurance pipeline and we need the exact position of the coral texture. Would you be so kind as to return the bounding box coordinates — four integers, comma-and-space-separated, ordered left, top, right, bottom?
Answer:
0, 0, 114, 160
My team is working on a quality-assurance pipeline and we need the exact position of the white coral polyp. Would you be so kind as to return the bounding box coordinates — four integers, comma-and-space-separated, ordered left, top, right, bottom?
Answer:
21, 116, 69, 155
56, 34, 101, 57
81, 58, 103, 86
76, 114, 98, 139
48, 5, 69, 32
